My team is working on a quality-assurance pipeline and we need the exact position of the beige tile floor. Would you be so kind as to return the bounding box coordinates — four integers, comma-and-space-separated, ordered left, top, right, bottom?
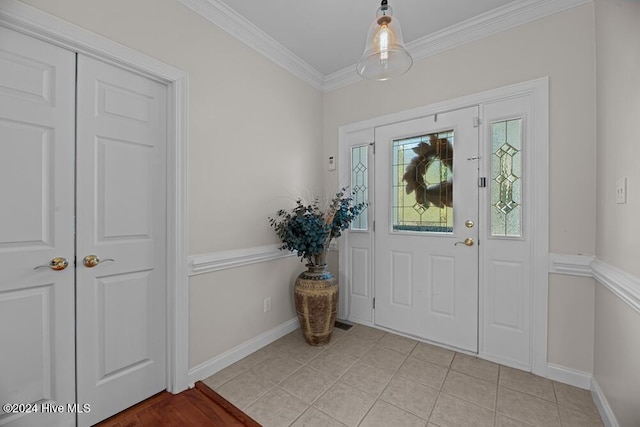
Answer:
203, 323, 604, 427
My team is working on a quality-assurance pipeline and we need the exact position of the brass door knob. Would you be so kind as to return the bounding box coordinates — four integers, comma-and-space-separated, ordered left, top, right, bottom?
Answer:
83, 255, 114, 268
34, 257, 69, 271
454, 238, 475, 246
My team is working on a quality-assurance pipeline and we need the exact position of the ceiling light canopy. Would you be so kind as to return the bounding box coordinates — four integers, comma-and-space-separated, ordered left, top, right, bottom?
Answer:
356, 0, 413, 81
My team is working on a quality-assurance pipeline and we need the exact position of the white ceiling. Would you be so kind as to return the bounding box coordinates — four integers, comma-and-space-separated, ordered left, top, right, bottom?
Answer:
178, 0, 589, 91
224, 0, 515, 76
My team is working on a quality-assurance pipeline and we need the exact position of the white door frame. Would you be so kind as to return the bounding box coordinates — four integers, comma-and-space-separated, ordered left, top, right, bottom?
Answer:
338, 78, 549, 377
0, 0, 190, 393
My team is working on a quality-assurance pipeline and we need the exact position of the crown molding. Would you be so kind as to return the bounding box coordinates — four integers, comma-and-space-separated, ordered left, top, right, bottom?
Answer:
408, 0, 591, 61
179, 0, 590, 93
324, 0, 591, 92
177, 0, 324, 92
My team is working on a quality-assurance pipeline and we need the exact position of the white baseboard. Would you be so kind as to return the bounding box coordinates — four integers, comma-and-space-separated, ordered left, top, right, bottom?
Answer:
187, 317, 299, 386
591, 377, 620, 427
546, 363, 592, 389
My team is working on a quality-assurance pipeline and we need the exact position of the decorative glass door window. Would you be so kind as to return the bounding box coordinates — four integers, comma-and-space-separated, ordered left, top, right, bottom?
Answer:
491, 118, 522, 237
392, 130, 454, 233
350, 145, 368, 230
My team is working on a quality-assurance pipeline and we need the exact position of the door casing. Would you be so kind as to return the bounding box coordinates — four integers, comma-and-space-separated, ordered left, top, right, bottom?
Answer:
338, 78, 549, 377
0, 0, 190, 393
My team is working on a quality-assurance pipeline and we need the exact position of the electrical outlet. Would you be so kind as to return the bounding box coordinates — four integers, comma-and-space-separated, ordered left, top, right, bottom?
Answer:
616, 178, 627, 204
263, 297, 272, 312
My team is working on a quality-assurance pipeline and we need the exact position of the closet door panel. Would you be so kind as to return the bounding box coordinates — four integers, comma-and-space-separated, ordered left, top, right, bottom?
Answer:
0, 26, 76, 427
75, 55, 167, 427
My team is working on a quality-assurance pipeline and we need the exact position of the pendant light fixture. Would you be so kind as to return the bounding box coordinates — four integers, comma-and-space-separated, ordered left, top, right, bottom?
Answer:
356, 0, 413, 81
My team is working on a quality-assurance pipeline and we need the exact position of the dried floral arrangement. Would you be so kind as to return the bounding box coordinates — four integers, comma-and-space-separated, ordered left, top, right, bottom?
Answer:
269, 188, 366, 267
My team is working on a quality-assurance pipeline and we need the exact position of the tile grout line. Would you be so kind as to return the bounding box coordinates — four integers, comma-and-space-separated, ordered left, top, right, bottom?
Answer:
206, 324, 604, 427
353, 338, 414, 426
285, 325, 368, 427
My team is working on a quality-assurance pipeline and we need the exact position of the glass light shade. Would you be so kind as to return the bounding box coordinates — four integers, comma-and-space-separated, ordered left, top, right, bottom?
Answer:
356, 2, 413, 81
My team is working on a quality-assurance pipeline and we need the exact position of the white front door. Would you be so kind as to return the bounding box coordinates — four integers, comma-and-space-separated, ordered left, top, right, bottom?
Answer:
374, 106, 479, 351
0, 27, 168, 427
75, 56, 167, 426
0, 25, 76, 427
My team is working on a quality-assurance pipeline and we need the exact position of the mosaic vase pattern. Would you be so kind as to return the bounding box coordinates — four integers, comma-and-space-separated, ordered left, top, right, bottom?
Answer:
294, 265, 338, 346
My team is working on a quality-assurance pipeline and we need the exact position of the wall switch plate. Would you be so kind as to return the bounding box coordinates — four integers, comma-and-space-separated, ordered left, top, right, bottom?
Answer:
616, 177, 627, 204
263, 297, 272, 312
328, 156, 336, 171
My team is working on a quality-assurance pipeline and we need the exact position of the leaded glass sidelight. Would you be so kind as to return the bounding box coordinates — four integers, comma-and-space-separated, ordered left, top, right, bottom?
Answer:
491, 118, 522, 237
392, 130, 454, 233
350, 145, 368, 230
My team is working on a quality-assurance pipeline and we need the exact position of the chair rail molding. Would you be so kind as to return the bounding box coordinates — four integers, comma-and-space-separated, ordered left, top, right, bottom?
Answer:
548, 253, 640, 315
591, 259, 640, 315
549, 253, 595, 276
189, 245, 295, 276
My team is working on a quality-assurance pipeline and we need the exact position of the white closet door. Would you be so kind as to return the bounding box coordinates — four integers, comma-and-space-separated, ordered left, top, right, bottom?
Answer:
0, 26, 76, 427
75, 56, 168, 426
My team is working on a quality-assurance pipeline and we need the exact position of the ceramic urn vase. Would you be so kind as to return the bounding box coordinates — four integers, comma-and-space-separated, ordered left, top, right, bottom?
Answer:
294, 265, 338, 346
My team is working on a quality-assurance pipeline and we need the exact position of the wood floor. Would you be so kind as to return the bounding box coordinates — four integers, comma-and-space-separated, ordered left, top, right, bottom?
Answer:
95, 382, 261, 426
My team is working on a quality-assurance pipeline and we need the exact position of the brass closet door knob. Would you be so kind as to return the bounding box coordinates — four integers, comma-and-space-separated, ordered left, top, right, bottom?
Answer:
34, 257, 69, 271
83, 255, 115, 268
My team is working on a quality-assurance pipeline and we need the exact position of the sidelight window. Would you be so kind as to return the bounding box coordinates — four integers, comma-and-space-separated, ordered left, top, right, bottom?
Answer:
491, 118, 522, 237
350, 145, 369, 230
